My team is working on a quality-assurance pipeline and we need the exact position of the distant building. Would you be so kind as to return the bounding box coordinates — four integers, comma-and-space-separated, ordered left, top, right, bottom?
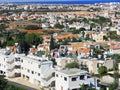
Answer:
78, 58, 114, 74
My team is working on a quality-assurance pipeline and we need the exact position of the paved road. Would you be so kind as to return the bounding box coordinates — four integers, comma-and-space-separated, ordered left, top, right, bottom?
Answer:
8, 81, 37, 90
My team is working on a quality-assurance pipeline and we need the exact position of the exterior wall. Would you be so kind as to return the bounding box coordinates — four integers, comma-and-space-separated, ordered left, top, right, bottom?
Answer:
68, 76, 95, 90
21, 57, 41, 84
55, 71, 98, 90
55, 72, 69, 90
56, 58, 73, 68
0, 53, 21, 77
87, 61, 98, 74
110, 49, 120, 54
78, 59, 114, 74
21, 55, 53, 86
0, 55, 7, 75
0, 51, 54, 87
92, 32, 106, 42
104, 60, 114, 70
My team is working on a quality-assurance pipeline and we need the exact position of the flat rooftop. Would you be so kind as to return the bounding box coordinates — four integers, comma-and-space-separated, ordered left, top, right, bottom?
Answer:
21, 54, 51, 63
57, 68, 88, 76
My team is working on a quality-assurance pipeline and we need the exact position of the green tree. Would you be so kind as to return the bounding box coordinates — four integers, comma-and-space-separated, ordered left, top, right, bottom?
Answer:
108, 31, 118, 40
72, 38, 78, 42
50, 35, 55, 51
61, 39, 69, 45
85, 34, 90, 40
111, 54, 120, 64
91, 16, 111, 27
92, 47, 103, 58
72, 29, 80, 34
51, 58, 57, 65
80, 84, 87, 90
2, 33, 16, 46
40, 50, 45, 55
21, 41, 30, 56
100, 87, 104, 90
82, 31, 85, 38
89, 88, 96, 90
24, 25, 40, 30
25, 33, 43, 46
80, 84, 97, 90
98, 66, 107, 76
54, 42, 60, 49
40, 87, 45, 90
108, 81, 118, 90
6, 85, 26, 90
6, 41, 15, 46
54, 23, 64, 29
65, 62, 79, 69
79, 28, 86, 31
0, 77, 26, 90
0, 24, 8, 32
0, 77, 7, 90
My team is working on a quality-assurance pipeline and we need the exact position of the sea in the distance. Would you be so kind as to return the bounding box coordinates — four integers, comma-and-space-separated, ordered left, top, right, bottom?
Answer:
2, 0, 120, 5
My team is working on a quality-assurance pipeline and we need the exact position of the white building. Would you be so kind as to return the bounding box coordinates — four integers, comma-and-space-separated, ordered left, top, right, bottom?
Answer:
42, 23, 50, 28
0, 49, 55, 87
20, 55, 55, 87
0, 50, 21, 77
55, 68, 100, 90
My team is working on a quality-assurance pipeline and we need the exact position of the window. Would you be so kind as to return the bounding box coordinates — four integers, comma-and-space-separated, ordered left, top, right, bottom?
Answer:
87, 75, 91, 78
15, 58, 20, 62
56, 74, 58, 77
72, 77, 77, 81
52, 72, 55, 76
64, 77, 67, 81
27, 69, 30, 73
97, 63, 99, 68
32, 71, 34, 74
15, 65, 21, 68
80, 75, 84, 80
38, 65, 41, 68
72, 89, 77, 90
38, 73, 40, 76
21, 60, 23, 63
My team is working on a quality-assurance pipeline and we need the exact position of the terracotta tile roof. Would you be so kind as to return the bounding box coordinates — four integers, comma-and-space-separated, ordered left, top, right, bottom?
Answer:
110, 45, 120, 50
78, 48, 90, 54
43, 35, 51, 39
30, 48, 38, 53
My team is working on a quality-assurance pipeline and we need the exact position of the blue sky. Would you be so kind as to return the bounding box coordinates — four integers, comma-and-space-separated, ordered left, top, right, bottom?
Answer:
0, 0, 109, 2
0, 0, 119, 2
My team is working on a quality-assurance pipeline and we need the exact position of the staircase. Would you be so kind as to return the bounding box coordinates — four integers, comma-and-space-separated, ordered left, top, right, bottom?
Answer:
41, 76, 55, 87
